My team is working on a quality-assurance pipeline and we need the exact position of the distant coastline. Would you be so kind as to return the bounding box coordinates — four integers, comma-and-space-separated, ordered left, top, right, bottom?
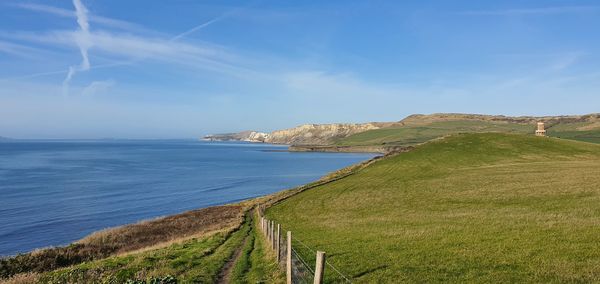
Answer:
203, 112, 600, 154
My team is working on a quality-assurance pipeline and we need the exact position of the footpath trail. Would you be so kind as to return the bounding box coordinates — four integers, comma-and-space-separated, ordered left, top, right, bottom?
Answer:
216, 236, 250, 283
216, 212, 253, 284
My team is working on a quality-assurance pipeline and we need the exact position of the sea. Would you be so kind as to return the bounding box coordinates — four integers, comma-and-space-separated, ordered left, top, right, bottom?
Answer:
0, 140, 376, 257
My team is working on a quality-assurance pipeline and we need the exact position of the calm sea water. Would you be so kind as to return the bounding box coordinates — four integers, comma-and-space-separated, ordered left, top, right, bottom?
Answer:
0, 140, 375, 256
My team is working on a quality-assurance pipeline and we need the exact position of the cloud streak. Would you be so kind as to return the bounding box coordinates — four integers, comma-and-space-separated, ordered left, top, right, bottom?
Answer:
0, 40, 43, 58
459, 6, 599, 16
63, 0, 93, 96
10, 2, 146, 32
2, 29, 256, 79
81, 80, 115, 96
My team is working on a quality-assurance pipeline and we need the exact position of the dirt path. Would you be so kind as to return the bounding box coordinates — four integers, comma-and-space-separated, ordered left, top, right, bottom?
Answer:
216, 216, 252, 284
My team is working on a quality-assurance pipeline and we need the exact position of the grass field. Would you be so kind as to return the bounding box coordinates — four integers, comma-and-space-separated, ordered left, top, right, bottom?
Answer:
548, 129, 600, 144
335, 120, 535, 147
334, 119, 600, 147
267, 133, 600, 282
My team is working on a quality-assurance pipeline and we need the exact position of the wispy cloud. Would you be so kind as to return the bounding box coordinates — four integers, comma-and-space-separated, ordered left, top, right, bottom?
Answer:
62, 0, 93, 96
0, 1, 259, 82
81, 80, 115, 96
1, 29, 257, 79
0, 40, 43, 58
459, 6, 599, 16
9, 2, 146, 33
549, 52, 584, 72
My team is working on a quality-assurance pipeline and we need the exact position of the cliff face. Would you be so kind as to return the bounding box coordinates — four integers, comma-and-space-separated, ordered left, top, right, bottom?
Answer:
203, 131, 269, 143
204, 123, 381, 145
265, 123, 380, 145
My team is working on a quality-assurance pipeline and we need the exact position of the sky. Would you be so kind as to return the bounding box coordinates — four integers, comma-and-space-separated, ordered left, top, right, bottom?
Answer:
1, 0, 599, 139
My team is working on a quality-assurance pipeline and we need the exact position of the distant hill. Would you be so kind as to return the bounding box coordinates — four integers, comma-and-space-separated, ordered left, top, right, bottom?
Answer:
204, 113, 600, 149
0, 136, 12, 141
336, 113, 600, 147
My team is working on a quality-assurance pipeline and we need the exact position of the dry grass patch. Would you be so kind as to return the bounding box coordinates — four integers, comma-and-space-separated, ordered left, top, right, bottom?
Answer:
0, 205, 244, 279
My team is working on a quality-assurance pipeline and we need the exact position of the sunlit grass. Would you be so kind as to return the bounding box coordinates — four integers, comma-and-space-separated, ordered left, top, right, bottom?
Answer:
39, 220, 251, 283
268, 133, 600, 282
335, 120, 534, 146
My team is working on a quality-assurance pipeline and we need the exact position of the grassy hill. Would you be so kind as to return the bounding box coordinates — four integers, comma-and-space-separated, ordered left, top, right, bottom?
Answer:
334, 120, 534, 147
267, 133, 600, 282
334, 114, 600, 147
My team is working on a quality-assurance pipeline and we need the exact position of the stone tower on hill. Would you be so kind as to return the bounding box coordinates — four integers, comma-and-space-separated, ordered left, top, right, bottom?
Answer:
535, 122, 546, 136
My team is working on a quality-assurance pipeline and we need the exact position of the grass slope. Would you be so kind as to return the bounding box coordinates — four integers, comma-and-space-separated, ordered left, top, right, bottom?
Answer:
39, 222, 250, 283
0, 205, 243, 280
267, 133, 600, 282
10, 212, 284, 284
335, 119, 600, 147
230, 213, 284, 283
335, 120, 534, 147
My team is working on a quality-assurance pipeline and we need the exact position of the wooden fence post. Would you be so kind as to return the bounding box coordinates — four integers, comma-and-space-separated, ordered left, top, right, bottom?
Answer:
268, 220, 272, 242
286, 231, 292, 284
313, 251, 326, 284
269, 221, 275, 246
266, 219, 270, 238
276, 224, 281, 262
270, 220, 275, 249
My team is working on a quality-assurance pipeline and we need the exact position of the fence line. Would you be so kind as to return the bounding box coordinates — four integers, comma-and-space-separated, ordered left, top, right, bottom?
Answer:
257, 208, 352, 284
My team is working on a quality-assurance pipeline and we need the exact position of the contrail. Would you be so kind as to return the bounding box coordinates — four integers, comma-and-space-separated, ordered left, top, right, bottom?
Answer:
6, 1, 253, 84
170, 3, 254, 41
170, 17, 222, 41
63, 0, 92, 96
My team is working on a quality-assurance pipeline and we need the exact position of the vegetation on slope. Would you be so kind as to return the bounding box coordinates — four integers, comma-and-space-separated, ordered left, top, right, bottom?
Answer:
2, 209, 284, 284
333, 113, 600, 148
335, 120, 534, 147
0, 205, 243, 279
548, 129, 600, 143
39, 219, 251, 283
230, 212, 284, 283
267, 133, 600, 282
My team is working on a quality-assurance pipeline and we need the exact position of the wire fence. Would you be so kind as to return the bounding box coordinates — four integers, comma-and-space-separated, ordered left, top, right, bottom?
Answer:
258, 209, 353, 284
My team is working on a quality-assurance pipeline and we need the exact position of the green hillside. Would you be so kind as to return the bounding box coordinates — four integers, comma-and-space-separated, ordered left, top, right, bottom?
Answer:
28, 214, 282, 284
548, 129, 600, 144
267, 133, 600, 282
335, 120, 534, 147
334, 116, 600, 147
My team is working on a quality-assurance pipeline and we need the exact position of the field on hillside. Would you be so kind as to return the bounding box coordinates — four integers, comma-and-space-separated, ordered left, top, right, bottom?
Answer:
267, 133, 600, 282
549, 129, 600, 144
335, 120, 534, 147
334, 119, 600, 147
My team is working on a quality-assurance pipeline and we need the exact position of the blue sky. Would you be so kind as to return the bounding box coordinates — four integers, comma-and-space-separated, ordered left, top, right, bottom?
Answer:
1, 0, 599, 138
